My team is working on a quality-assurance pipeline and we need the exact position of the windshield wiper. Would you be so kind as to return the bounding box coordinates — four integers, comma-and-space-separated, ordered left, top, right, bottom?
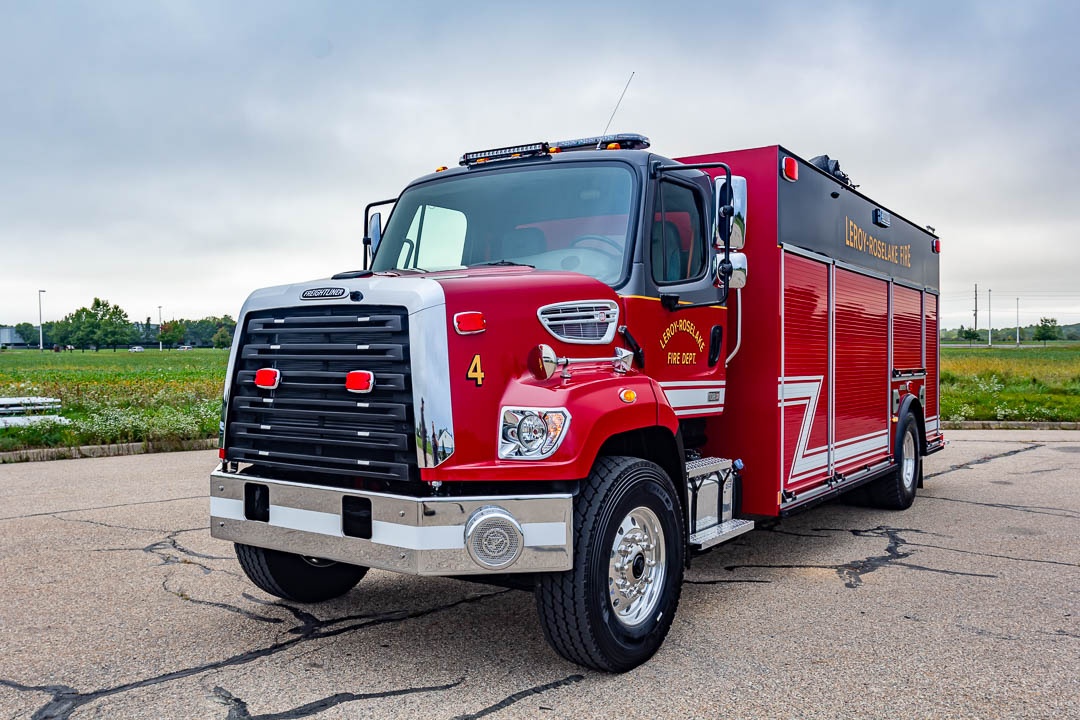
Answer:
468, 259, 534, 268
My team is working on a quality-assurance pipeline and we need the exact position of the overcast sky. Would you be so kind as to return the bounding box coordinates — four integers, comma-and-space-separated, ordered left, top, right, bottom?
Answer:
2, 0, 1078, 330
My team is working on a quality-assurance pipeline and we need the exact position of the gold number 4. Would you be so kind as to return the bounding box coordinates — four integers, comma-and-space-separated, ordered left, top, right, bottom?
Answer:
467, 354, 485, 386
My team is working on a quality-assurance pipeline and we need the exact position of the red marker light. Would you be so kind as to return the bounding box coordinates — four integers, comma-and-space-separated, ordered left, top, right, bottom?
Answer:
254, 368, 280, 389
932, 238, 941, 253
454, 311, 486, 335
782, 156, 798, 182
345, 370, 375, 393
218, 448, 226, 459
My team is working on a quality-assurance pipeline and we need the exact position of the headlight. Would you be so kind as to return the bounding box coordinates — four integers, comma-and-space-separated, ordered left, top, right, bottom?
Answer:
499, 407, 571, 460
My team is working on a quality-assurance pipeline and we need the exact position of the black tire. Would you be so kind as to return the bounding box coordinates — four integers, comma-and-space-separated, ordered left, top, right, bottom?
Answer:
535, 456, 684, 672
867, 412, 922, 510
235, 544, 367, 603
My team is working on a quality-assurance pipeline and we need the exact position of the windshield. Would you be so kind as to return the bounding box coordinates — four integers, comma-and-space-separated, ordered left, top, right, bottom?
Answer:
372, 163, 636, 285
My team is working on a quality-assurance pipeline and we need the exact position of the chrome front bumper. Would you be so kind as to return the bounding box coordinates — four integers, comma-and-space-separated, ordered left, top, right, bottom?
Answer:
210, 470, 573, 575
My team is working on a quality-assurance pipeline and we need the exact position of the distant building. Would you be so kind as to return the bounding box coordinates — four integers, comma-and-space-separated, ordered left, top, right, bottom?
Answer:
0, 327, 32, 348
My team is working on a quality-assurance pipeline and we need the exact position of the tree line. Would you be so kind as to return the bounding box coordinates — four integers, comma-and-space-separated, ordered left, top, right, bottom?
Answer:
11, 298, 236, 351
943, 317, 1076, 345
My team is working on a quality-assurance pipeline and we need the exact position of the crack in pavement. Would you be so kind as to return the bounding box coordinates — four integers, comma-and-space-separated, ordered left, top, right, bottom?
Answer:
143, 529, 233, 575
162, 579, 284, 624
903, 540, 1080, 568
919, 495, 1079, 519
924, 444, 1041, 480
0, 590, 509, 720
209, 678, 464, 719
723, 526, 996, 589
451, 675, 586, 720
48, 515, 166, 533
0, 495, 207, 522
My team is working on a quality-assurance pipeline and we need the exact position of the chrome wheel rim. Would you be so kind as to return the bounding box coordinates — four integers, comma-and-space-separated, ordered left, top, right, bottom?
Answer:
901, 431, 917, 491
607, 506, 666, 628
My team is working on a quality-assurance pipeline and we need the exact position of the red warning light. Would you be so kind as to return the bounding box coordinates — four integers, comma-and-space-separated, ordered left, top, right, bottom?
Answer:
254, 368, 280, 390
345, 370, 375, 393
932, 238, 941, 254
454, 311, 486, 335
782, 156, 798, 182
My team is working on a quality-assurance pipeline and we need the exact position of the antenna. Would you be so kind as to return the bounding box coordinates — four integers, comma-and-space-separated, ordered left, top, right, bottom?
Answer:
598, 72, 635, 148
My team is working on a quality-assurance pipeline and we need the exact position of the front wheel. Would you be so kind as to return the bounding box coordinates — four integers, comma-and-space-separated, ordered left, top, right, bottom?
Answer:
867, 412, 922, 510
235, 544, 367, 603
535, 456, 684, 672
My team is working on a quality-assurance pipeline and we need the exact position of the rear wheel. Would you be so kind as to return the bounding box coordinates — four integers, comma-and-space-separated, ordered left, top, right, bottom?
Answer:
535, 456, 684, 672
235, 544, 367, 602
868, 412, 922, 510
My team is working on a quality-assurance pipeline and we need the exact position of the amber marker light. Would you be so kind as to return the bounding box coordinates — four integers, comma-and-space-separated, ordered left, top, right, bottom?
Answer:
435, 166, 448, 172
619, 388, 637, 403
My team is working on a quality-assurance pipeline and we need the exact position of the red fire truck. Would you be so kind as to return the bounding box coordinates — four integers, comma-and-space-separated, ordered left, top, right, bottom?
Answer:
211, 134, 943, 671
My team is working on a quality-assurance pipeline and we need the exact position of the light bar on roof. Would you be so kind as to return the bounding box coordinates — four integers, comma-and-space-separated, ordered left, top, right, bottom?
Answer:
551, 133, 651, 152
459, 142, 549, 166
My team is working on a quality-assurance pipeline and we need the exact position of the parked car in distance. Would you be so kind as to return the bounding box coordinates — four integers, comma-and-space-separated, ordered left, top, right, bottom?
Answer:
129, 346, 144, 352
178, 345, 193, 351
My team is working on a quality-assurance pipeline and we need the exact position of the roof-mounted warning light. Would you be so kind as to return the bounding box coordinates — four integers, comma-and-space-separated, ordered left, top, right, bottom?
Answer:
551, 133, 651, 152
460, 142, 549, 167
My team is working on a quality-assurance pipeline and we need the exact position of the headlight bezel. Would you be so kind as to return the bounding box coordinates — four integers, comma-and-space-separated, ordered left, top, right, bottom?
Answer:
499, 406, 571, 460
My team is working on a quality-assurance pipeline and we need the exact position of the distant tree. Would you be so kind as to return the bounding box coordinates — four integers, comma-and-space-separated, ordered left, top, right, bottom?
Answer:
959, 327, 980, 344
159, 321, 186, 348
67, 307, 98, 350
1033, 317, 1062, 346
14, 322, 36, 348
47, 318, 70, 348
90, 298, 134, 351
211, 326, 233, 349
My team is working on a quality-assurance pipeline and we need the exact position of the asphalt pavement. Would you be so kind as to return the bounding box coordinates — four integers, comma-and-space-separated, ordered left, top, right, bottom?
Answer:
0, 431, 1077, 719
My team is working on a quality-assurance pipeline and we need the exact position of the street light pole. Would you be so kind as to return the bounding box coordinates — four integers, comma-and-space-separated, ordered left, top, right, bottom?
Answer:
38, 290, 46, 351
158, 305, 163, 351
987, 288, 992, 346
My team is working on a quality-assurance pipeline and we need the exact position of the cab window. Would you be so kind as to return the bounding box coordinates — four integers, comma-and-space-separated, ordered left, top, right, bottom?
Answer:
652, 180, 707, 284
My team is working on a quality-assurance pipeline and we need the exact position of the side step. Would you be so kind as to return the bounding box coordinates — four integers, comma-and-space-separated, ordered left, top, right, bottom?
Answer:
689, 518, 755, 550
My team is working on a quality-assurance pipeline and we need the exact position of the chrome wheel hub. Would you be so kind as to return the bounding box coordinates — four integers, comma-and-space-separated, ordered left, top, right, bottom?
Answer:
901, 431, 917, 490
607, 506, 666, 628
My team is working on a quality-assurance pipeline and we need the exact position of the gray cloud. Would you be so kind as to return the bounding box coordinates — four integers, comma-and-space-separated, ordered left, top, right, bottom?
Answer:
1, 1, 1077, 329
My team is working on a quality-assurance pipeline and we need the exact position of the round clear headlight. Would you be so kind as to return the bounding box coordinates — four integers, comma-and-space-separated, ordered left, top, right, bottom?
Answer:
517, 414, 547, 452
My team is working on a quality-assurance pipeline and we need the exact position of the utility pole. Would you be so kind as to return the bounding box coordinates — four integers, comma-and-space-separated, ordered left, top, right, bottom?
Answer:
38, 290, 46, 351
158, 305, 163, 352
974, 283, 978, 334
1016, 297, 1020, 345
988, 288, 992, 346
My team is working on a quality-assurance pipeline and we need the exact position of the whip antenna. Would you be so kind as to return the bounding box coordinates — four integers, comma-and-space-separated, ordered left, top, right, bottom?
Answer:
598, 72, 635, 148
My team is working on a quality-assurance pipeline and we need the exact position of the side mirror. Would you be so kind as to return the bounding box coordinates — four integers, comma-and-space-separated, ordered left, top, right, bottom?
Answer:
714, 175, 748, 250
368, 212, 383, 255
728, 252, 748, 289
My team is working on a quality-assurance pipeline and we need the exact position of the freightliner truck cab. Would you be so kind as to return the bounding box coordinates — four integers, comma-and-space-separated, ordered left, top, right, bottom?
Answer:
212, 133, 939, 671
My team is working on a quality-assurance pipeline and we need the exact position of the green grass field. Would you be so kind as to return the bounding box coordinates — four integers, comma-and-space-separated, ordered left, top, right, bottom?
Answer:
940, 343, 1080, 422
0, 348, 227, 452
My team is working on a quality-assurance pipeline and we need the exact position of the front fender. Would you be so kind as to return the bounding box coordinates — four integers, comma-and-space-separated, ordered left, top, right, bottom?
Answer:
428, 372, 677, 482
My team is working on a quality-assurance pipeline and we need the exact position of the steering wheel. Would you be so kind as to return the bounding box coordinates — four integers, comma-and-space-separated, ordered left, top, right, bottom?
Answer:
570, 234, 623, 257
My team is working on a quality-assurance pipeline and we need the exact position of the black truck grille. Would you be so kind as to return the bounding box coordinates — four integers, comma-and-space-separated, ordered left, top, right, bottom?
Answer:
225, 305, 417, 485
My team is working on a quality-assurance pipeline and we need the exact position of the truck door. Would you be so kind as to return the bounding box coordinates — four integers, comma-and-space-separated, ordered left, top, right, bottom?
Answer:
624, 174, 728, 419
